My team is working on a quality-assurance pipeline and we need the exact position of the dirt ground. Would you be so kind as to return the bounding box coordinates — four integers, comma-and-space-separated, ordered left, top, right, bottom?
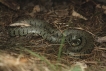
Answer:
0, 0, 106, 71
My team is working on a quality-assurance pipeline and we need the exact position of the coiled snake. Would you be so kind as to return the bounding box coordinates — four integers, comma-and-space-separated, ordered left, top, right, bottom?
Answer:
8, 18, 94, 58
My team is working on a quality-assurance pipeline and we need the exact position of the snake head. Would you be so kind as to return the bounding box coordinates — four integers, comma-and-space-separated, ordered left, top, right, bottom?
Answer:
70, 35, 82, 47
66, 34, 82, 48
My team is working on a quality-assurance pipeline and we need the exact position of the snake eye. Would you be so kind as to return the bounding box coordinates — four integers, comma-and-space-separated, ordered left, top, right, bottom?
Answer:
71, 38, 82, 47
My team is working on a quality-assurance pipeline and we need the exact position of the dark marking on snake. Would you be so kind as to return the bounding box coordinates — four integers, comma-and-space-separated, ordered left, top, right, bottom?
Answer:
8, 18, 94, 58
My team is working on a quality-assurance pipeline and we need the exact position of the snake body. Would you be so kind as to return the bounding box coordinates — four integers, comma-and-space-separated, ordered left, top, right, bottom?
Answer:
8, 18, 94, 57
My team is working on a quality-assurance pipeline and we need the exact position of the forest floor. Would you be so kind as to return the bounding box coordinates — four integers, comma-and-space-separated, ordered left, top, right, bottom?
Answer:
0, 0, 106, 71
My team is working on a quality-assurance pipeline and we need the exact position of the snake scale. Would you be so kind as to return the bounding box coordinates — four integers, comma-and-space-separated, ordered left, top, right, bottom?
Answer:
8, 18, 94, 58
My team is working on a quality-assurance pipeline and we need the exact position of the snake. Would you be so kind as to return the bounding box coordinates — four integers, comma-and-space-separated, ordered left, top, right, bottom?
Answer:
8, 18, 94, 58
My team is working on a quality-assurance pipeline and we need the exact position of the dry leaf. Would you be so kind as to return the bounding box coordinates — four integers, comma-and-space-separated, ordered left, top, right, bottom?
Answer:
96, 36, 106, 43
72, 10, 87, 20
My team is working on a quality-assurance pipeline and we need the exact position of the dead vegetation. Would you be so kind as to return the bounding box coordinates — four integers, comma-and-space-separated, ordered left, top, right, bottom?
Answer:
0, 0, 106, 71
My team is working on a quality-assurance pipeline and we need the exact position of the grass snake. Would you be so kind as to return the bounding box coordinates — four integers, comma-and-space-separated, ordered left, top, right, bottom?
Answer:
8, 18, 94, 58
